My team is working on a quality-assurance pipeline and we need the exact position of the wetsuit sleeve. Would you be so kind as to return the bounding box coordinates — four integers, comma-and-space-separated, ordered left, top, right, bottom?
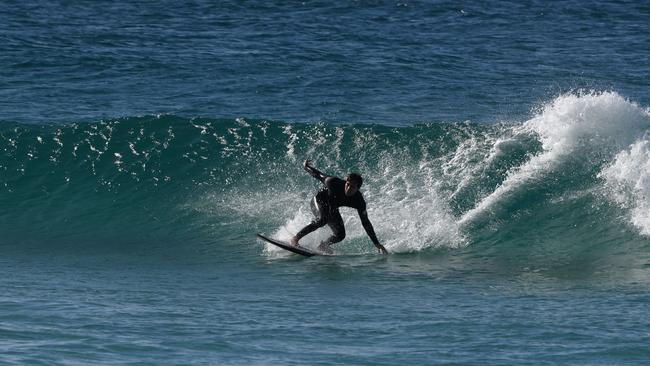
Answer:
359, 209, 380, 246
304, 163, 328, 183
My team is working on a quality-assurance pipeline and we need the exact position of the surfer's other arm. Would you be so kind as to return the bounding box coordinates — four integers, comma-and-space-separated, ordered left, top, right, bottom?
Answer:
303, 159, 328, 182
359, 209, 388, 254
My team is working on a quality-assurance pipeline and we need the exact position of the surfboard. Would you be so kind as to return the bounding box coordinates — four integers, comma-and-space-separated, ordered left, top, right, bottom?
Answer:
256, 233, 330, 257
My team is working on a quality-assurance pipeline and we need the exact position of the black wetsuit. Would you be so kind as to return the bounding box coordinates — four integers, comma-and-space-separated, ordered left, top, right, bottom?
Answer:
295, 166, 380, 247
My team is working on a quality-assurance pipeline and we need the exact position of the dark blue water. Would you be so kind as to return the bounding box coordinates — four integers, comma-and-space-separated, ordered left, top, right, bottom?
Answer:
2, 1, 650, 365
2, 0, 649, 125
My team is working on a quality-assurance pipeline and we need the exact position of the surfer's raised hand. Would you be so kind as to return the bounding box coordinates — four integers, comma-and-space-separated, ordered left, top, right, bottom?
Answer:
303, 159, 328, 182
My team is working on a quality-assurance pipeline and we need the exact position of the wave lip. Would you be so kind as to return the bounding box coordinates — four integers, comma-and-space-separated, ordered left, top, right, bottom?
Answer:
460, 91, 650, 227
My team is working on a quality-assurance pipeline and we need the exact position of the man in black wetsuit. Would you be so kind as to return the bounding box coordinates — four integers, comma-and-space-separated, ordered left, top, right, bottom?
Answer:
290, 160, 388, 254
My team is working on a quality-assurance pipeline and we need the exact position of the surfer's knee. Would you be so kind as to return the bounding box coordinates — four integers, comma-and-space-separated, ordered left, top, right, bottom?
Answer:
331, 230, 345, 243
312, 218, 328, 228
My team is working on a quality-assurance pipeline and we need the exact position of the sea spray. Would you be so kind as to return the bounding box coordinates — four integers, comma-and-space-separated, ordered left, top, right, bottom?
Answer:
459, 91, 650, 228
600, 139, 650, 235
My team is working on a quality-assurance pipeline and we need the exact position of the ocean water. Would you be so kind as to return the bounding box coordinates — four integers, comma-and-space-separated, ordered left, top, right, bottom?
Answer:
2, 1, 650, 365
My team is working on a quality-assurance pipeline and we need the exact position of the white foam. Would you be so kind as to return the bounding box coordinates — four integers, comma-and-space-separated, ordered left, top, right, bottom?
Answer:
527, 91, 647, 154
600, 139, 650, 235
370, 188, 465, 252
269, 205, 332, 253
460, 91, 650, 225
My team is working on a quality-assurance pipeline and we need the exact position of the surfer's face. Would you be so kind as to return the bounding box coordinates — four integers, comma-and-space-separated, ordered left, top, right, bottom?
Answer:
344, 180, 359, 196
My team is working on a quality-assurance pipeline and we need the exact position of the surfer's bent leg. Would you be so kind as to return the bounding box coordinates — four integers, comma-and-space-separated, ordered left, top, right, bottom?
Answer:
324, 210, 345, 246
294, 197, 329, 242
313, 210, 344, 254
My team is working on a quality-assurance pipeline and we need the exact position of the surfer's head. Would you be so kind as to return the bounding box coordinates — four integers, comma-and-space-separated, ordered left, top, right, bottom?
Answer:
345, 173, 362, 196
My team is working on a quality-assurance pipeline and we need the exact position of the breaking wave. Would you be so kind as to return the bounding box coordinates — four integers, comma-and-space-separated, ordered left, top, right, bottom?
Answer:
1, 91, 649, 260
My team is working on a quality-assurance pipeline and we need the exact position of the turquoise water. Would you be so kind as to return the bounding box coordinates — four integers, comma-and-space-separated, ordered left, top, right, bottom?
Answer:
2, 1, 650, 365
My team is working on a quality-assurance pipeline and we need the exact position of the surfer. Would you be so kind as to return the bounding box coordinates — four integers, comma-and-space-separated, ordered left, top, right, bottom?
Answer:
290, 160, 388, 254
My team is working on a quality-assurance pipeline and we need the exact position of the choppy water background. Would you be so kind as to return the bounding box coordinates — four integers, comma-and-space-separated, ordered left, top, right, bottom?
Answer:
2, 1, 650, 365
2, 0, 649, 125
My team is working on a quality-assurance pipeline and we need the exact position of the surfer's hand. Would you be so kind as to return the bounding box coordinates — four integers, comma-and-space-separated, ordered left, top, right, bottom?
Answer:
303, 159, 313, 169
376, 244, 388, 254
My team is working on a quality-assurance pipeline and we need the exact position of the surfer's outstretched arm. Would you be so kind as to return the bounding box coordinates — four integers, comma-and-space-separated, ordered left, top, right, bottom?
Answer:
303, 159, 328, 182
359, 210, 388, 254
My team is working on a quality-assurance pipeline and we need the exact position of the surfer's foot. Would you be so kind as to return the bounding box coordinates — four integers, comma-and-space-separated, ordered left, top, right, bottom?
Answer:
290, 236, 300, 247
317, 243, 333, 255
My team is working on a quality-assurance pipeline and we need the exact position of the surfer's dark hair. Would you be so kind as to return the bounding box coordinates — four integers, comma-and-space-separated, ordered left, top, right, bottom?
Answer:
346, 173, 363, 188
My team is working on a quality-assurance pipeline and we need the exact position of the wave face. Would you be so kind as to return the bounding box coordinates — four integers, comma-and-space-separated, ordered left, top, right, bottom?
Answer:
1, 92, 650, 261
